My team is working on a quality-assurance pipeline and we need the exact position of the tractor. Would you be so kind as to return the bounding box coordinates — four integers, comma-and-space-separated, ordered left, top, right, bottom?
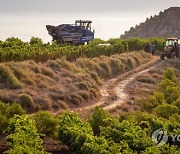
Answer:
160, 37, 180, 60
46, 20, 94, 45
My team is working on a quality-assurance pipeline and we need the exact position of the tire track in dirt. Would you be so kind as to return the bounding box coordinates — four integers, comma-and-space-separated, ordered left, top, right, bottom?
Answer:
75, 56, 163, 114
104, 59, 164, 110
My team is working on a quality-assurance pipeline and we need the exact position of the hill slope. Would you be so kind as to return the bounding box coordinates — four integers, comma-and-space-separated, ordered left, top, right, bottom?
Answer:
121, 7, 180, 39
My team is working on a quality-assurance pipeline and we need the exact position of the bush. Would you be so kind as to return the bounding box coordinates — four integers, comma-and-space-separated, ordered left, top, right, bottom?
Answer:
58, 112, 93, 153
5, 115, 47, 154
164, 86, 180, 104
158, 78, 176, 94
141, 92, 165, 113
76, 82, 89, 91
0, 101, 25, 134
0, 64, 22, 89
6, 102, 25, 119
163, 68, 176, 82
174, 97, 180, 109
0, 114, 8, 134
33, 111, 58, 138
41, 67, 55, 78
99, 61, 112, 79
89, 107, 111, 136
18, 94, 36, 113
153, 104, 179, 119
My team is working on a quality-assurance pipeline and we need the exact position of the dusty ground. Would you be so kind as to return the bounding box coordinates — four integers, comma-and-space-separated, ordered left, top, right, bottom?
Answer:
76, 57, 180, 118
75, 56, 160, 118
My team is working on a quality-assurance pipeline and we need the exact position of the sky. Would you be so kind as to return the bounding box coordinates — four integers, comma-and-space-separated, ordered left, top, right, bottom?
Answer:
0, 0, 180, 42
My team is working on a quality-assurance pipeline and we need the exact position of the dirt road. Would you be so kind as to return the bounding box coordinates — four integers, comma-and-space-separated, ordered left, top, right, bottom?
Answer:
75, 56, 163, 116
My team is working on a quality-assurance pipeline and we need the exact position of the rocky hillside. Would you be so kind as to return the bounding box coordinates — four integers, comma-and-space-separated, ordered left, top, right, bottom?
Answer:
121, 7, 180, 39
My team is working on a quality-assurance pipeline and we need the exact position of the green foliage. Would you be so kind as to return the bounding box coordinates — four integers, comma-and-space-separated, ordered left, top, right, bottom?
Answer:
0, 101, 25, 134
5, 102, 25, 119
163, 68, 176, 82
142, 68, 180, 117
153, 104, 179, 119
89, 107, 111, 136
33, 111, 58, 137
5, 115, 47, 154
0, 37, 163, 62
57, 108, 180, 153
0, 114, 8, 134
141, 91, 165, 113
30, 37, 43, 46
58, 112, 93, 153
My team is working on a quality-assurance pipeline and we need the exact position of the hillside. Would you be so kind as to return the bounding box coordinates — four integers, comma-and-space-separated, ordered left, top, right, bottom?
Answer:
0, 52, 152, 114
121, 7, 180, 39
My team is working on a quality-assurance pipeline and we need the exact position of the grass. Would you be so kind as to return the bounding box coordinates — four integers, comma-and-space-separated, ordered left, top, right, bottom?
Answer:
0, 51, 153, 113
18, 94, 36, 113
0, 64, 22, 89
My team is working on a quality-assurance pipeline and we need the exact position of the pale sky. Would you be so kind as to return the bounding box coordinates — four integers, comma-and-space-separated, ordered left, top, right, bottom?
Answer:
0, 0, 180, 42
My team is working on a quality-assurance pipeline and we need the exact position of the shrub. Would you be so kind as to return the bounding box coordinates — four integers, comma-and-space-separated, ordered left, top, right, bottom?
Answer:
153, 104, 179, 119
6, 102, 25, 119
141, 92, 165, 113
9, 65, 26, 79
99, 61, 112, 79
5, 115, 46, 154
163, 68, 176, 82
127, 57, 136, 70
158, 78, 176, 93
0, 64, 22, 89
18, 94, 36, 113
0, 114, 8, 134
58, 112, 93, 153
109, 58, 123, 76
169, 113, 180, 123
58, 100, 69, 110
33, 111, 58, 137
89, 71, 99, 83
174, 97, 180, 109
89, 107, 111, 136
164, 86, 180, 104
47, 60, 60, 71
76, 82, 89, 91
0, 101, 7, 115
78, 91, 90, 101
41, 67, 55, 78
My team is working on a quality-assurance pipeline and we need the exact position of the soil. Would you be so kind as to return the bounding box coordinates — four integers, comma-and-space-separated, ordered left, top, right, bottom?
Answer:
75, 56, 163, 118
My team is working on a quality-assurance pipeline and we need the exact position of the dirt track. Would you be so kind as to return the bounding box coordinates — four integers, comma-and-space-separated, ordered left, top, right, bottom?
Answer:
75, 56, 163, 116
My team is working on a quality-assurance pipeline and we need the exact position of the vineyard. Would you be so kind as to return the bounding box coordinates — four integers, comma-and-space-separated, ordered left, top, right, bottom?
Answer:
0, 68, 179, 153
0, 37, 165, 62
0, 36, 179, 153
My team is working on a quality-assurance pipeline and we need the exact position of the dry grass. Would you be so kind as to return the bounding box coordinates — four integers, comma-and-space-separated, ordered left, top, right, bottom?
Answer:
0, 51, 153, 114
0, 64, 22, 89
18, 94, 36, 113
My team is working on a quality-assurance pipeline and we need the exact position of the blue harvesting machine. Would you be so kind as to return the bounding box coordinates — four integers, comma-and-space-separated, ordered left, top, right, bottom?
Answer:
46, 20, 94, 45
